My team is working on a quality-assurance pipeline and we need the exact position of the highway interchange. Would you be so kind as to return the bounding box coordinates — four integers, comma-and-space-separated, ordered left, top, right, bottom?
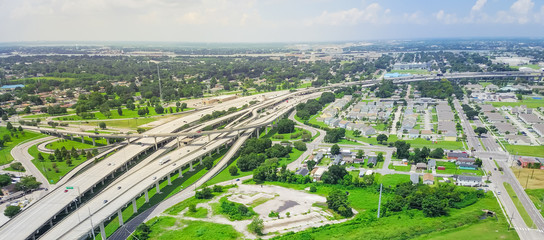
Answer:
0, 71, 543, 239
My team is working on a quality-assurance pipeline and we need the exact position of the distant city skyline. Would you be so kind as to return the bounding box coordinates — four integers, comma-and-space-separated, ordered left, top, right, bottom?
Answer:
1, 0, 544, 43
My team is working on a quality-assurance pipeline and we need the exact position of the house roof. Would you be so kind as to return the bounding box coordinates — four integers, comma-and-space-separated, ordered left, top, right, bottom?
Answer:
428, 159, 436, 167
455, 175, 482, 182
448, 152, 469, 158
410, 173, 419, 184
423, 173, 434, 182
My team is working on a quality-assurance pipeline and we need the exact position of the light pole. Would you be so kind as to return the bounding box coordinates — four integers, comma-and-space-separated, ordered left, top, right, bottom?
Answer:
88, 206, 96, 240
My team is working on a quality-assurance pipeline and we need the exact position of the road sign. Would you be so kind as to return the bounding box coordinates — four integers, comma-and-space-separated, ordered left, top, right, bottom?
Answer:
66, 186, 74, 189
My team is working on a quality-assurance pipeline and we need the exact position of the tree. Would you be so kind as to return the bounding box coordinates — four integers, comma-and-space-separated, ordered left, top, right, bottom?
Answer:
394, 141, 411, 159
326, 189, 353, 217
429, 148, 444, 158
195, 187, 213, 199
319, 92, 336, 105
294, 141, 307, 151
117, 107, 123, 116
229, 166, 238, 176
377, 152, 384, 162
356, 150, 365, 159
15, 176, 41, 192
353, 130, 361, 137
17, 126, 23, 132
137, 128, 146, 134
213, 185, 223, 192
516, 93, 523, 100
48, 154, 55, 161
465, 110, 478, 120
155, 104, 164, 114
422, 195, 449, 217
99, 122, 107, 129
37, 153, 44, 162
324, 128, 345, 143
4, 206, 21, 218
474, 158, 482, 167
277, 119, 295, 134
202, 156, 214, 170
181, 103, 188, 111
6, 122, 13, 131
133, 223, 151, 240
248, 216, 264, 235
474, 127, 488, 138
307, 160, 316, 171
322, 165, 348, 184
1, 114, 7, 121
377, 134, 388, 144
331, 144, 340, 155
0, 174, 11, 187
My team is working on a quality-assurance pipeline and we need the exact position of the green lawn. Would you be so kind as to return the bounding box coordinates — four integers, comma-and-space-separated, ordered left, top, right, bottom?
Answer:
0, 127, 46, 165
269, 182, 516, 240
346, 131, 463, 150
184, 207, 208, 218
29, 145, 89, 184
511, 64, 542, 70
318, 157, 332, 166
269, 127, 311, 140
375, 123, 387, 131
504, 144, 544, 158
374, 173, 411, 187
503, 182, 535, 228
45, 138, 103, 150
53, 107, 193, 121
525, 189, 544, 218
487, 98, 544, 109
388, 163, 411, 172
134, 218, 241, 240
80, 117, 159, 130
436, 161, 484, 176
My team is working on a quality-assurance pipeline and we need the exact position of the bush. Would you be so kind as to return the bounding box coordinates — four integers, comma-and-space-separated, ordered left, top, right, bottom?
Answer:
229, 166, 238, 176
294, 141, 307, 151
309, 186, 317, 192
4, 206, 21, 218
189, 203, 197, 213
195, 187, 213, 199
213, 185, 223, 193
248, 216, 264, 235
219, 197, 255, 220
9, 162, 25, 171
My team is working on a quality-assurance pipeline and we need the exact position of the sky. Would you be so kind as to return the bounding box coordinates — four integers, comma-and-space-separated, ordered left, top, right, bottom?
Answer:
1, 0, 544, 43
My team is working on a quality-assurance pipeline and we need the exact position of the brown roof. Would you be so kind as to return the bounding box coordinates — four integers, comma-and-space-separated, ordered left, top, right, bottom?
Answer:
423, 173, 434, 182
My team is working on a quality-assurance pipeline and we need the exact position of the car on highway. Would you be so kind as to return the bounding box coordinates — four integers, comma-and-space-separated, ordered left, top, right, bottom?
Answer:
103, 200, 108, 204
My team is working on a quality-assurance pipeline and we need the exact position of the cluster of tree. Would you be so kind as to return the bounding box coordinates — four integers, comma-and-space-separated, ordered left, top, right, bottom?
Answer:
295, 99, 324, 120
327, 189, 354, 217
219, 197, 256, 220
474, 127, 488, 138
372, 80, 397, 98
15, 176, 41, 192
276, 119, 295, 134
236, 138, 295, 172
324, 128, 346, 143
385, 182, 484, 217
0, 174, 11, 187
415, 79, 463, 100
0, 123, 24, 147
461, 104, 479, 120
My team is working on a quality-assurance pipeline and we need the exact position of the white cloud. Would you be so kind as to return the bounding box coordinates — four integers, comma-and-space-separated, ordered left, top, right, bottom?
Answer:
471, 0, 487, 12
434, 10, 458, 24
510, 0, 534, 23
306, 3, 388, 26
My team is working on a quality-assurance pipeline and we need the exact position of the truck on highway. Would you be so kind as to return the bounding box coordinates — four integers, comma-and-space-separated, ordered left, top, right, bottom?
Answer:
159, 156, 171, 165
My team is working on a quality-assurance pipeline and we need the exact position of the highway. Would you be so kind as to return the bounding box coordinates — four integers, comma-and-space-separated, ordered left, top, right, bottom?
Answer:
38, 91, 319, 239
0, 90, 295, 240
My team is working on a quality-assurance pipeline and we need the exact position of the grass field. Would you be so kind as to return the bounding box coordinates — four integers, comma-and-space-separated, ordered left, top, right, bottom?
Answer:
0, 127, 45, 165
511, 64, 542, 70
52, 107, 193, 121
135, 217, 241, 240
29, 145, 89, 184
269, 182, 517, 240
512, 167, 544, 189
525, 189, 544, 218
503, 182, 535, 228
504, 144, 544, 158
374, 173, 411, 187
79, 117, 159, 130
435, 161, 484, 176
45, 138, 103, 150
388, 163, 411, 172
346, 131, 464, 150
487, 98, 544, 109
267, 127, 311, 140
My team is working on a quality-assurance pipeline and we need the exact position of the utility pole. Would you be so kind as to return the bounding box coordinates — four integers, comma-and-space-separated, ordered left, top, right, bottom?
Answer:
377, 183, 383, 218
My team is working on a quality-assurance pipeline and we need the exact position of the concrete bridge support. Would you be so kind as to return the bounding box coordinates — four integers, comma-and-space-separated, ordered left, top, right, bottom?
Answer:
178, 168, 183, 178
99, 222, 106, 240
118, 209, 124, 226
155, 182, 161, 194
144, 190, 149, 203
154, 137, 158, 150
132, 199, 138, 213
81, 135, 85, 143
91, 138, 96, 146
167, 175, 172, 185
190, 162, 194, 171
106, 138, 110, 144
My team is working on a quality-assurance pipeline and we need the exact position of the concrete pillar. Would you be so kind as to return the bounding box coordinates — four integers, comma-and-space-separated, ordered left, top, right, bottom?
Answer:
91, 187, 94, 194
92, 138, 96, 146
154, 137, 158, 150
178, 168, 183, 178
101, 179, 105, 185
208, 152, 212, 157
266, 126, 269, 134
190, 162, 194, 171
106, 138, 110, 144
167, 175, 172, 185
65, 207, 69, 214
49, 219, 53, 227
177, 137, 180, 147
70, 135, 74, 141
155, 182, 161, 194
132, 199, 138, 213
257, 128, 260, 137
144, 190, 149, 203
118, 209, 124, 226
217, 148, 220, 154
208, 134, 210, 141
81, 136, 85, 143
199, 157, 202, 165
99, 222, 106, 240
127, 138, 130, 145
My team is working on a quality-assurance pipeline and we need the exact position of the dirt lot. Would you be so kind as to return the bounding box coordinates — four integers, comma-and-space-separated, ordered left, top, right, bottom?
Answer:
512, 167, 544, 189
171, 183, 352, 238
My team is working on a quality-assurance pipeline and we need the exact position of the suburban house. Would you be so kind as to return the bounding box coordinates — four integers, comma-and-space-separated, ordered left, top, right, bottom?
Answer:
427, 159, 436, 170
312, 168, 327, 181
532, 124, 544, 137
408, 129, 420, 139
410, 173, 419, 185
416, 162, 427, 170
519, 113, 542, 125
494, 123, 517, 135
455, 175, 482, 187
456, 157, 476, 165
447, 152, 469, 160
296, 168, 309, 176
367, 156, 378, 166
423, 173, 434, 185
504, 134, 531, 145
